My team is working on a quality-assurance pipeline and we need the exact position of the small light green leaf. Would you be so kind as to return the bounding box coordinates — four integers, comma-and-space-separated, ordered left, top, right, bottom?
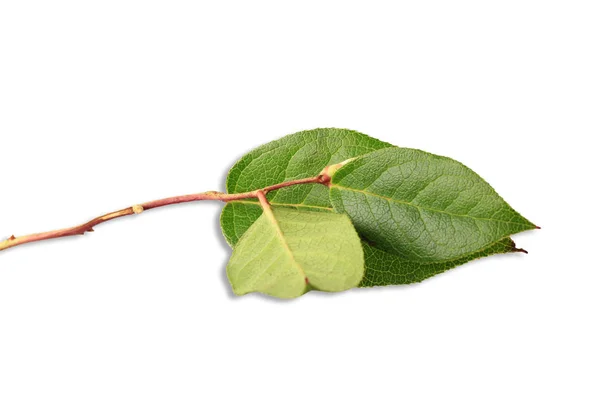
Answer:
330, 147, 536, 261
226, 207, 364, 299
220, 128, 391, 246
360, 237, 522, 287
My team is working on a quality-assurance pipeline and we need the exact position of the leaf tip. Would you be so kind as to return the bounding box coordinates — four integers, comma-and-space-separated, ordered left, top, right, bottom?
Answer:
507, 238, 528, 254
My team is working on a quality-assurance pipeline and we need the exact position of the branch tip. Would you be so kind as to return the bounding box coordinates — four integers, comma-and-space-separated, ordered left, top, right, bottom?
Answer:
317, 174, 331, 185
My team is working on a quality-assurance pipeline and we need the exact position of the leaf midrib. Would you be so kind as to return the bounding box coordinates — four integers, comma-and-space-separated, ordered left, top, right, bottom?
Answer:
331, 184, 532, 228
261, 207, 307, 281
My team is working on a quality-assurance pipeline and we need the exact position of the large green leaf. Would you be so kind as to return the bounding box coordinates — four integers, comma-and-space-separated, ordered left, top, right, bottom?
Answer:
220, 128, 391, 246
226, 207, 364, 298
330, 147, 536, 262
360, 237, 523, 287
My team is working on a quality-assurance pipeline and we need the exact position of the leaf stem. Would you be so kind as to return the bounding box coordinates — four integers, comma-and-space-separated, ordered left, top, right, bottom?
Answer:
0, 175, 330, 252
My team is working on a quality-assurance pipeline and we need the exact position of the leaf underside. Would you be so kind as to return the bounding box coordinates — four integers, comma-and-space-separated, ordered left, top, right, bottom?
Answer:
220, 128, 391, 246
330, 147, 536, 262
226, 207, 364, 298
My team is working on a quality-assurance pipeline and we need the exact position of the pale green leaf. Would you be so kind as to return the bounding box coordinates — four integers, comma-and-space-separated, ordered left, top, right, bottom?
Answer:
226, 207, 364, 298
220, 128, 391, 246
330, 147, 536, 262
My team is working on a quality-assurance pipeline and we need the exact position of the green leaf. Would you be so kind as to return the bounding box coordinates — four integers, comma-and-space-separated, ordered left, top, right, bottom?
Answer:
226, 207, 364, 299
330, 147, 536, 261
360, 237, 523, 287
220, 128, 391, 246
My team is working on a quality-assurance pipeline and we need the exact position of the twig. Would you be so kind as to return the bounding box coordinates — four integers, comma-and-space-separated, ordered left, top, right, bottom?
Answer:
0, 174, 331, 252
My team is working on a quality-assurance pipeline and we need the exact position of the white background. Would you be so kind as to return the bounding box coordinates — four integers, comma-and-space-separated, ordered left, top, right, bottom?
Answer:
1, 1, 598, 399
